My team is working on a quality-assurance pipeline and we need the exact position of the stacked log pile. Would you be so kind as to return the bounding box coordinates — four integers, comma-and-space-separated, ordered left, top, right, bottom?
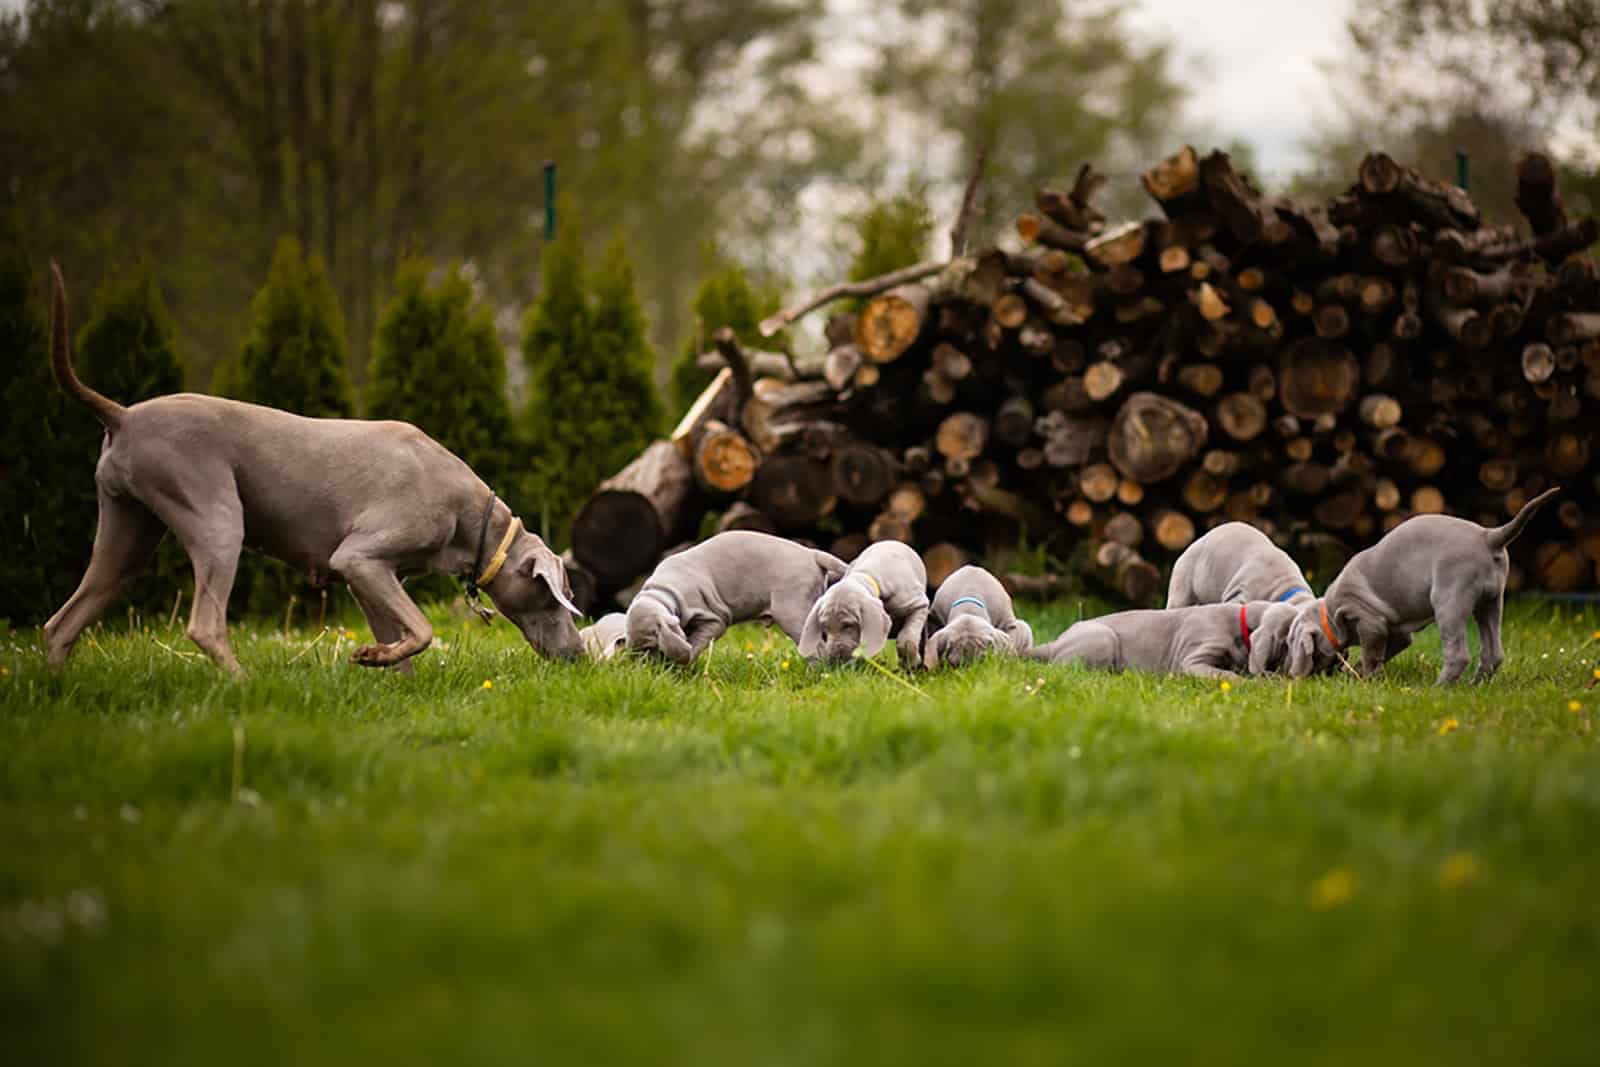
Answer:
569, 149, 1600, 608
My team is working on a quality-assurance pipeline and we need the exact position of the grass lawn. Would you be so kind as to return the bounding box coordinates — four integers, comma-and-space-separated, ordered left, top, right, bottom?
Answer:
3, 596, 1600, 1066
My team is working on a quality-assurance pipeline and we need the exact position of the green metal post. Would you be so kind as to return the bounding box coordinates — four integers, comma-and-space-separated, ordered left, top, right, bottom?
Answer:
543, 161, 557, 239
1455, 149, 1470, 191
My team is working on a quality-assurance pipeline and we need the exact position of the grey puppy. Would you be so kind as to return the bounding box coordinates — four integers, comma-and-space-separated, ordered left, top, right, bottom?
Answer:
1283, 488, 1559, 684
1166, 521, 1314, 608
625, 531, 847, 663
1029, 601, 1288, 679
798, 540, 930, 667
921, 565, 1033, 668
41, 265, 579, 674
579, 612, 628, 661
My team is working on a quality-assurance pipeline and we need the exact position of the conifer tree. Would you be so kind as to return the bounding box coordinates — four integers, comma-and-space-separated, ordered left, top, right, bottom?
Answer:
847, 192, 935, 293
667, 260, 783, 420
523, 230, 661, 544
368, 260, 513, 490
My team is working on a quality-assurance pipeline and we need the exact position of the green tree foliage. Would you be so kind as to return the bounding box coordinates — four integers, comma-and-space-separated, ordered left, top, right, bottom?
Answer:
867, 0, 1182, 235
1, 0, 856, 388
73, 268, 190, 613
233, 235, 353, 615
668, 261, 784, 419
237, 236, 353, 420
368, 259, 513, 489
523, 229, 660, 545
848, 192, 934, 285
0, 231, 98, 625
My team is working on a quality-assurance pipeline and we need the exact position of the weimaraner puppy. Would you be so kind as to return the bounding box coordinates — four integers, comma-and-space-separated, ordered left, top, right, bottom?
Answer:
625, 531, 847, 663
1283, 488, 1558, 684
41, 264, 581, 674
579, 612, 628, 661
1166, 521, 1314, 608
921, 565, 1033, 668
799, 540, 930, 667
1029, 601, 1288, 678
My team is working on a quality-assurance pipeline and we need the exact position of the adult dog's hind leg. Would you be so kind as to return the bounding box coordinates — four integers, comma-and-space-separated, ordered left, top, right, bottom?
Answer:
44, 490, 165, 668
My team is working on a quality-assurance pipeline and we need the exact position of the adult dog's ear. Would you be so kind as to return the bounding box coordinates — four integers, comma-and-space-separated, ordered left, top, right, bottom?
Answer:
520, 535, 580, 615
798, 600, 825, 659
1002, 618, 1034, 654
858, 601, 892, 658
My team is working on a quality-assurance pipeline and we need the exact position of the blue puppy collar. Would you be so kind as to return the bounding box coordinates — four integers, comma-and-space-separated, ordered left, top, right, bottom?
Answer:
949, 595, 987, 614
1276, 587, 1309, 602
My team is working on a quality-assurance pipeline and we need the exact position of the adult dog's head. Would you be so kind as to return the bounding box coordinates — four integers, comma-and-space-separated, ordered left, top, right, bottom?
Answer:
485, 528, 582, 658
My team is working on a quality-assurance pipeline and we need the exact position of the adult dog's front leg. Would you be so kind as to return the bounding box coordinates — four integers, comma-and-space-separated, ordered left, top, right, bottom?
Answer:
332, 550, 433, 667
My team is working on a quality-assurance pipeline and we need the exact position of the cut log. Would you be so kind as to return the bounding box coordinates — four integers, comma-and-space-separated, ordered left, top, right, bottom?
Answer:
935, 412, 989, 461
1522, 343, 1556, 384
855, 283, 931, 363
1085, 221, 1148, 267
1358, 151, 1479, 230
717, 501, 779, 535
823, 344, 864, 391
1279, 462, 1330, 496
1115, 478, 1145, 507
1015, 211, 1089, 253
1200, 149, 1276, 246
1357, 394, 1401, 429
1314, 488, 1366, 530
1373, 477, 1401, 512
1182, 469, 1229, 513
1150, 508, 1196, 552
1546, 313, 1600, 346
761, 259, 946, 336
1313, 303, 1350, 340
1176, 363, 1224, 397
922, 542, 971, 589
1534, 542, 1589, 593
1080, 462, 1120, 503
991, 292, 1029, 330
560, 550, 599, 616
693, 421, 761, 496
867, 510, 914, 545
886, 482, 927, 522
1092, 541, 1161, 604
831, 441, 897, 508
1084, 360, 1126, 402
1278, 338, 1360, 418
1545, 432, 1591, 477
1107, 392, 1209, 484
1404, 436, 1447, 479
993, 394, 1036, 449
1214, 392, 1268, 442
747, 454, 836, 531
1410, 486, 1445, 515
1367, 224, 1418, 269
1515, 152, 1567, 237
1104, 510, 1145, 548
571, 439, 695, 589
1022, 277, 1091, 327
1142, 145, 1203, 216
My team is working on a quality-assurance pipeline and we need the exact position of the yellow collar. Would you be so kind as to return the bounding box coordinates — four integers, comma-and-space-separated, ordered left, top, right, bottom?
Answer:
476, 517, 522, 587
854, 572, 881, 598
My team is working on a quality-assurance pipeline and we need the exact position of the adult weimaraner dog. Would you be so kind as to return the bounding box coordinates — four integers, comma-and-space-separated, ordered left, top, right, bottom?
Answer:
921, 565, 1033, 668
42, 264, 581, 674
1166, 521, 1314, 608
625, 531, 847, 663
799, 540, 930, 668
1283, 488, 1559, 684
1029, 601, 1291, 679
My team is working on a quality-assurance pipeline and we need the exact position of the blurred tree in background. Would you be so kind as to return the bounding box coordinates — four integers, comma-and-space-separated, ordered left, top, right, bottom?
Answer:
523, 227, 659, 546
368, 260, 513, 491
668, 260, 784, 420
866, 0, 1182, 240
847, 192, 935, 289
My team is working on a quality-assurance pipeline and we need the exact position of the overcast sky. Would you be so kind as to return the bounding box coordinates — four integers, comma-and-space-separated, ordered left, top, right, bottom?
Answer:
1124, 0, 1356, 179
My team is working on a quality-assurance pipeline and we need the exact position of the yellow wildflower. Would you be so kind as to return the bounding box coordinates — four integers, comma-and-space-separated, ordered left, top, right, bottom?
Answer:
1220, 680, 1232, 693
1569, 700, 1583, 714
1438, 852, 1482, 890
1438, 718, 1459, 736
781, 660, 791, 671
345, 629, 358, 640
0, 666, 8, 678
481, 679, 494, 691
1309, 867, 1356, 910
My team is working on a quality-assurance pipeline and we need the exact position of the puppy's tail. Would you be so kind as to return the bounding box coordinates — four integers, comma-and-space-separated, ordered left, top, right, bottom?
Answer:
1486, 486, 1560, 551
49, 261, 126, 431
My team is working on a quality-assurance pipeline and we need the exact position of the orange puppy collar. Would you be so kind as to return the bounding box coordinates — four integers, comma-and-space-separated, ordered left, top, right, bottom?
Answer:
1319, 600, 1342, 650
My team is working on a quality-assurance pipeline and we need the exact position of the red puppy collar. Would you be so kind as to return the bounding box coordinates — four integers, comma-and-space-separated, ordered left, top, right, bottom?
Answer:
1319, 600, 1342, 650
1239, 604, 1251, 652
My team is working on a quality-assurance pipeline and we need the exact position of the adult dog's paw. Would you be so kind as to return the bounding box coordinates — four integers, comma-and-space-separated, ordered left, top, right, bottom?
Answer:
351, 643, 397, 667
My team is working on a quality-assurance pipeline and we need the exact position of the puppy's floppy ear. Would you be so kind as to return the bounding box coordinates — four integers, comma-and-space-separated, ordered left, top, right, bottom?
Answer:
1002, 618, 1034, 654
922, 628, 948, 670
858, 600, 892, 658
656, 617, 694, 664
798, 599, 825, 658
1286, 626, 1317, 679
520, 535, 580, 615
815, 551, 849, 589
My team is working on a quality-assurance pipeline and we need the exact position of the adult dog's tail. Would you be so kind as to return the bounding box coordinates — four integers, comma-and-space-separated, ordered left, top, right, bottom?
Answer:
1486, 486, 1560, 551
49, 261, 126, 431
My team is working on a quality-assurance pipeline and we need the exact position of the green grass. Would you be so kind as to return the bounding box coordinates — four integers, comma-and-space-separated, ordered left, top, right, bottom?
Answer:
3, 598, 1600, 1066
